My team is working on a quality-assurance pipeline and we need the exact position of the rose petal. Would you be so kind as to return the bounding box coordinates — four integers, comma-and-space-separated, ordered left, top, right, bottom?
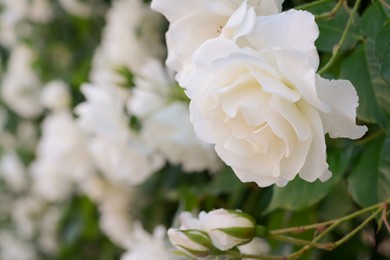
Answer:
246, 9, 319, 69
297, 102, 329, 182
316, 75, 368, 139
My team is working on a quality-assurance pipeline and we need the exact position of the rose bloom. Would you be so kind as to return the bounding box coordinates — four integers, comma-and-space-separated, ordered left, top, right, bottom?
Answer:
185, 10, 367, 187
151, 0, 283, 85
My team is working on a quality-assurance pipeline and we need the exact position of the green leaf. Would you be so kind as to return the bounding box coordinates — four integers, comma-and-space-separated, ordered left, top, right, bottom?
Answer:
348, 135, 386, 207
375, 21, 390, 85
341, 3, 390, 128
265, 148, 352, 212
340, 45, 386, 125
378, 137, 390, 201
309, 3, 361, 53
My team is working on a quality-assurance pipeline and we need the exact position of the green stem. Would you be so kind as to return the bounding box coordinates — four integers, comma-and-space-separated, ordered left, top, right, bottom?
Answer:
331, 207, 382, 248
355, 128, 386, 145
318, 0, 362, 74
295, 0, 333, 10
272, 200, 389, 259
225, 251, 282, 260
269, 233, 333, 250
315, 0, 344, 19
271, 199, 388, 235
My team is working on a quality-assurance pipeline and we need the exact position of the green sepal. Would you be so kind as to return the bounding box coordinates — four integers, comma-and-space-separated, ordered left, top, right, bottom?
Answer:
177, 245, 209, 258
181, 229, 212, 248
254, 225, 268, 237
225, 209, 257, 226
215, 227, 255, 240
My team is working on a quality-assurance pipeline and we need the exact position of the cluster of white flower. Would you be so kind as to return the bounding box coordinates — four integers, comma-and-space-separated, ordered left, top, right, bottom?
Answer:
74, 0, 221, 256
153, 0, 367, 187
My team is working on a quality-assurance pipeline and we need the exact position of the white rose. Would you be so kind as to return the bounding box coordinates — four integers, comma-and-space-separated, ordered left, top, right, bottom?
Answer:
186, 10, 367, 187
151, 0, 283, 85
199, 209, 256, 251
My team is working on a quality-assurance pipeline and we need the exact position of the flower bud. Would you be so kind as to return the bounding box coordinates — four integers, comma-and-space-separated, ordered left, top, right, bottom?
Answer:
199, 209, 256, 251
168, 228, 212, 258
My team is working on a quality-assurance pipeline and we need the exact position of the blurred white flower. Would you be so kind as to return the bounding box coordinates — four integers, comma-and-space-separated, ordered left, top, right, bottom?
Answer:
11, 196, 44, 239
41, 80, 71, 111
16, 120, 38, 151
151, 0, 283, 85
0, 232, 37, 260
99, 185, 135, 248
0, 151, 27, 192
90, 0, 165, 85
76, 84, 163, 185
122, 223, 182, 260
238, 237, 270, 259
127, 59, 221, 173
186, 10, 367, 187
58, 0, 93, 17
1, 44, 43, 118
0, 0, 30, 46
37, 206, 61, 254
28, 0, 53, 23
30, 111, 94, 202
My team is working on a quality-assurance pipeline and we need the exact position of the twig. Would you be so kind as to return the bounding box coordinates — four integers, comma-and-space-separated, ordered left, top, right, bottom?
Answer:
315, 0, 344, 19
318, 0, 362, 74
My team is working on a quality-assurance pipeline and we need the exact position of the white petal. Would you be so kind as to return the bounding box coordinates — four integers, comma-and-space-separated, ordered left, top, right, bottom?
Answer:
223, 2, 257, 41
270, 96, 312, 141
166, 12, 226, 82
151, 0, 205, 23
270, 49, 329, 112
252, 0, 284, 15
186, 38, 241, 95
246, 10, 319, 69
316, 75, 368, 139
297, 102, 329, 182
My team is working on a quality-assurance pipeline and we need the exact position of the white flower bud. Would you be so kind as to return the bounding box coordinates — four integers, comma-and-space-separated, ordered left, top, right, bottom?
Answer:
168, 228, 212, 258
199, 209, 256, 251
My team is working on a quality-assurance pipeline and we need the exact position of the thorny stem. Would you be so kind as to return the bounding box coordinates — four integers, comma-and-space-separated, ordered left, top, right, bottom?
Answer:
318, 0, 362, 74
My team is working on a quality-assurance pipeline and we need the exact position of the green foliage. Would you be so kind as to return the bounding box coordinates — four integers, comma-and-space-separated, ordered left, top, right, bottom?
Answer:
376, 21, 390, 85
311, 3, 361, 53
56, 196, 123, 260
266, 147, 353, 212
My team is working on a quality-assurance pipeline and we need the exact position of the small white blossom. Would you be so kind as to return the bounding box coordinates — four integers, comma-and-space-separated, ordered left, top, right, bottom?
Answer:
1, 44, 42, 118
